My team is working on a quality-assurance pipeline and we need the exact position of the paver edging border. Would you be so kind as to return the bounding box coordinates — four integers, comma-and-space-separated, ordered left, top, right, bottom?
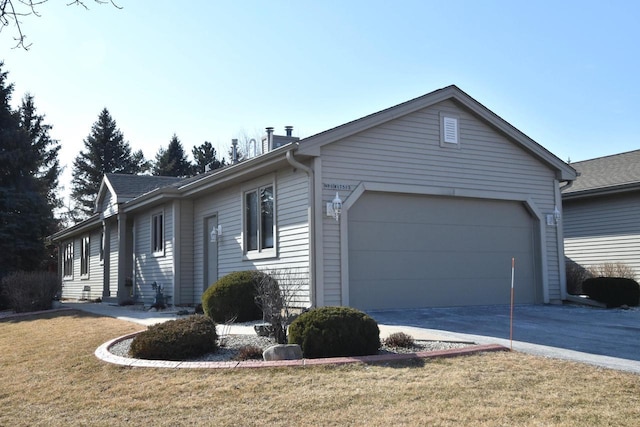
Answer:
96, 332, 508, 369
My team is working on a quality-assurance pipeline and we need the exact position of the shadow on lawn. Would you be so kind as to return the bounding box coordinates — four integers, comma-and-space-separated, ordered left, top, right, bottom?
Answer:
0, 307, 103, 324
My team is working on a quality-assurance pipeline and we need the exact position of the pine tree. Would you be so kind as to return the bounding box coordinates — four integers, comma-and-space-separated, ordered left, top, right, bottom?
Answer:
153, 134, 192, 177
191, 141, 226, 174
0, 63, 61, 276
71, 108, 149, 218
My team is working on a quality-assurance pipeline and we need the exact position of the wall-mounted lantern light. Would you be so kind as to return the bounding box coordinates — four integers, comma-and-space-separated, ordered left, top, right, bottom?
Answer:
326, 192, 343, 221
210, 225, 223, 242
546, 206, 561, 226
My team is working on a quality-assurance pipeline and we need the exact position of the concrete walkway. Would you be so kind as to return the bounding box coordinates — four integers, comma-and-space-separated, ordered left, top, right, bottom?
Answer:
61, 301, 456, 341
63, 301, 640, 374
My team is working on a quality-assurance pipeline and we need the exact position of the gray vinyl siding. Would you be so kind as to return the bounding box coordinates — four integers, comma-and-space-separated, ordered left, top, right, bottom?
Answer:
319, 99, 561, 305
178, 200, 195, 305
101, 191, 117, 218
564, 192, 640, 276
60, 228, 103, 300
192, 168, 311, 306
109, 225, 119, 297
133, 205, 174, 304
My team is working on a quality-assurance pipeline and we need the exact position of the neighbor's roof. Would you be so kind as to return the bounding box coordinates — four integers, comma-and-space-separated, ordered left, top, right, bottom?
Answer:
105, 173, 183, 201
563, 149, 640, 198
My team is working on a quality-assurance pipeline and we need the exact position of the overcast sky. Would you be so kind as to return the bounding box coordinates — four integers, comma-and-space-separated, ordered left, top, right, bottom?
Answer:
2, 1, 639, 204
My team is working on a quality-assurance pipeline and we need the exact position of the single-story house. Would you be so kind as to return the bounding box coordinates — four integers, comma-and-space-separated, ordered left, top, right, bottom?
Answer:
563, 150, 640, 275
52, 85, 577, 310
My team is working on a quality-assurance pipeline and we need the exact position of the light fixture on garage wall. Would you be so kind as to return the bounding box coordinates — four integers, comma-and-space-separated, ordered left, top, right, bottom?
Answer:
326, 192, 343, 221
210, 225, 223, 242
546, 206, 561, 226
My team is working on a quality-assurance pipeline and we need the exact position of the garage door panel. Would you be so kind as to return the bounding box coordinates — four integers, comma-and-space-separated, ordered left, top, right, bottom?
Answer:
350, 221, 532, 253
348, 193, 538, 310
350, 249, 530, 281
349, 193, 532, 227
350, 278, 520, 309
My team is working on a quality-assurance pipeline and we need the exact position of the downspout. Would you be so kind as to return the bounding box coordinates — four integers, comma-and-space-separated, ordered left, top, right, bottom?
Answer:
286, 147, 316, 307
560, 180, 574, 192
556, 179, 574, 301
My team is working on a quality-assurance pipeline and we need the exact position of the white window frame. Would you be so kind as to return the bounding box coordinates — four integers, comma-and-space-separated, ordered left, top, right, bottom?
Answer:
151, 211, 165, 256
80, 235, 90, 278
440, 111, 461, 149
63, 241, 74, 279
242, 177, 277, 260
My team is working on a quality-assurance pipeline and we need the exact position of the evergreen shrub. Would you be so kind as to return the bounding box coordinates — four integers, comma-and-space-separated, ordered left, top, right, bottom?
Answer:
129, 315, 217, 360
201, 271, 266, 322
288, 306, 380, 358
582, 277, 640, 308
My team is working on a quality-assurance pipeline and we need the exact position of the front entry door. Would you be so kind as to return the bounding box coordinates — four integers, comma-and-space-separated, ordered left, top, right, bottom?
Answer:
205, 215, 218, 291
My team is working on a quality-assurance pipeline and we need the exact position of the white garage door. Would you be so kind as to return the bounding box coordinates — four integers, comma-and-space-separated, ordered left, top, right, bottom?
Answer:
348, 193, 539, 310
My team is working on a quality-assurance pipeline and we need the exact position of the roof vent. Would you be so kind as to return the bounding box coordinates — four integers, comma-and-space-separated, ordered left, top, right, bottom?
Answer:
443, 116, 458, 144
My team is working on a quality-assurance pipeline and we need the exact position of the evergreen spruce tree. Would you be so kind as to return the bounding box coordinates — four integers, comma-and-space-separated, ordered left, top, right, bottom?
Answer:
0, 63, 61, 276
191, 141, 226, 174
153, 134, 192, 177
71, 108, 149, 218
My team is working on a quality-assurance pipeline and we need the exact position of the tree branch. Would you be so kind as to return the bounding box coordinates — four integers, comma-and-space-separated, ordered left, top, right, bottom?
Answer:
1, 0, 121, 50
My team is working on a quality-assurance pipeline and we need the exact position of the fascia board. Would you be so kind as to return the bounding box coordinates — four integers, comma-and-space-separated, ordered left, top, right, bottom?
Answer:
296, 85, 576, 182
121, 144, 296, 213
178, 145, 296, 197
51, 214, 101, 241
297, 87, 455, 156
562, 183, 640, 200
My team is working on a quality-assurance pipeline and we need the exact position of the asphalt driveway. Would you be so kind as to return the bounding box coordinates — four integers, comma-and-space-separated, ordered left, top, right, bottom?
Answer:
368, 304, 640, 373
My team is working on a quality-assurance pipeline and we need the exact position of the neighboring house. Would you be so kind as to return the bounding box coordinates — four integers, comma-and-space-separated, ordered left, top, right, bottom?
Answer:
563, 150, 640, 275
52, 85, 576, 310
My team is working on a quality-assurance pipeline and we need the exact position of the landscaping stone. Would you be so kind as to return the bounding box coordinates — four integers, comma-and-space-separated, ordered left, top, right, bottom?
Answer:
262, 344, 302, 361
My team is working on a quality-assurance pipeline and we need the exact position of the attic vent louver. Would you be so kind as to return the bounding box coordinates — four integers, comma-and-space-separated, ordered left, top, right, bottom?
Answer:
443, 116, 458, 144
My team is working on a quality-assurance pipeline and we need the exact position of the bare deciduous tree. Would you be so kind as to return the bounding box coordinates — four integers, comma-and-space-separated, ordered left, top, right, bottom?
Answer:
255, 268, 307, 344
0, 0, 121, 50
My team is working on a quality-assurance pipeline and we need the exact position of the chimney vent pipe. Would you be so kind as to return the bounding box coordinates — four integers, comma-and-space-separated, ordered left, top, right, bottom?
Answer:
231, 139, 238, 164
285, 126, 293, 137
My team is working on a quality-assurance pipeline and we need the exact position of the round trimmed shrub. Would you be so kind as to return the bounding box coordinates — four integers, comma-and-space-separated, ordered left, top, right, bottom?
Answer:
288, 306, 380, 358
129, 315, 217, 360
582, 277, 640, 307
202, 271, 266, 322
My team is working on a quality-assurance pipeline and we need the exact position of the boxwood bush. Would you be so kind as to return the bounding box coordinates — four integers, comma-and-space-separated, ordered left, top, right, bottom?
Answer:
288, 306, 380, 358
129, 315, 217, 360
202, 271, 266, 322
582, 277, 640, 308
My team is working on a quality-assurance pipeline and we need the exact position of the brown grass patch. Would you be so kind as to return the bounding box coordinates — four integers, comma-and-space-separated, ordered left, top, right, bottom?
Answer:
1, 310, 639, 426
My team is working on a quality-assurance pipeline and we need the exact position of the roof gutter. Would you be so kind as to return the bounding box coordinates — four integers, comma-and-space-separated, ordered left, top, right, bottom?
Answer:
286, 146, 316, 308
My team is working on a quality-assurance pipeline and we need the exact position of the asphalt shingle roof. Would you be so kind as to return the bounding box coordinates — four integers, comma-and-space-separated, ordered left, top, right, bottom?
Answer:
563, 149, 640, 195
105, 174, 183, 200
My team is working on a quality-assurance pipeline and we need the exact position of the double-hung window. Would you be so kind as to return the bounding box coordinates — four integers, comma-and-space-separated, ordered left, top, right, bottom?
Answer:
63, 242, 73, 279
152, 212, 164, 255
80, 235, 90, 278
244, 184, 275, 256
